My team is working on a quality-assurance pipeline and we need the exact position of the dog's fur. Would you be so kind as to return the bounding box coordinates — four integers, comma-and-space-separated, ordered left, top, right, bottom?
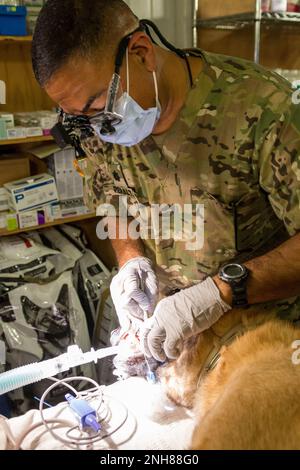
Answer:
158, 305, 300, 450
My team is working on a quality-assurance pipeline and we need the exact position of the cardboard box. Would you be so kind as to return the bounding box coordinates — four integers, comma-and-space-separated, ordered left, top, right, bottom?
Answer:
47, 148, 84, 201
0, 155, 30, 186
5, 173, 59, 213
18, 144, 90, 216
198, 0, 256, 19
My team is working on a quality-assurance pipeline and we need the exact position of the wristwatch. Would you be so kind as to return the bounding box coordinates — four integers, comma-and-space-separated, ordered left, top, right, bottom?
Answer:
219, 263, 249, 308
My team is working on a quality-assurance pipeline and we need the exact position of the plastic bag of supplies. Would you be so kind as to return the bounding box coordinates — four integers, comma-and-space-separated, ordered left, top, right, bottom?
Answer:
0, 271, 95, 415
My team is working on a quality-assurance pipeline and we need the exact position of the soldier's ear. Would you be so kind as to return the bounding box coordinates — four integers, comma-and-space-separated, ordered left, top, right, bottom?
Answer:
128, 32, 156, 73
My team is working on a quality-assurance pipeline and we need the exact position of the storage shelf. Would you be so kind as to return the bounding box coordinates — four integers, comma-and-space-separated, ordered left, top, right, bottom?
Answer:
0, 135, 54, 146
0, 35, 32, 42
197, 11, 300, 30
0, 212, 98, 237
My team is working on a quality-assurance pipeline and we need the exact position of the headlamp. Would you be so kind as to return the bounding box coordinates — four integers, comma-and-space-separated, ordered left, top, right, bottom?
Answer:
51, 33, 132, 151
51, 110, 94, 158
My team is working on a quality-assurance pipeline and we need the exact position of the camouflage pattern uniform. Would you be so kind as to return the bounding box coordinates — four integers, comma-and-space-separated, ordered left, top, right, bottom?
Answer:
81, 50, 300, 321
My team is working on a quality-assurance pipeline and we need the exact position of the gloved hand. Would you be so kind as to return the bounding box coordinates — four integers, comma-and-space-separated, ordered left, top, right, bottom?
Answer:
141, 277, 231, 362
110, 257, 158, 331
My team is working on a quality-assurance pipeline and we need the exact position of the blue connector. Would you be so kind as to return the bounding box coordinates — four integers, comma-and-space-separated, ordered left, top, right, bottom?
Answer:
144, 355, 157, 384
65, 394, 101, 433
146, 370, 157, 384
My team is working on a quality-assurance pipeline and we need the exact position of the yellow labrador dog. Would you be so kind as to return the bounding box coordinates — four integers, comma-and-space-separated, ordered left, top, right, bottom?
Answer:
158, 305, 300, 450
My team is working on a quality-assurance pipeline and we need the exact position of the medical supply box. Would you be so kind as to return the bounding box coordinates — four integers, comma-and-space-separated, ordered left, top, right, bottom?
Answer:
4, 173, 59, 213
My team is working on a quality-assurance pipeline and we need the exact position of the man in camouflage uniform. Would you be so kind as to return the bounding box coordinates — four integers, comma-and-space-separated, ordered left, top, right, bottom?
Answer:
32, 0, 300, 362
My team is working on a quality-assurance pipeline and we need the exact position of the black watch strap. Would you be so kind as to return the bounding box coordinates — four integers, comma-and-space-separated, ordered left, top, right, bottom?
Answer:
219, 264, 249, 308
232, 281, 248, 308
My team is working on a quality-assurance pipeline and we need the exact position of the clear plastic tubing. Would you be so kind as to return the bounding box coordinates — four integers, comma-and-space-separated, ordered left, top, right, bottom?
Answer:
0, 345, 119, 396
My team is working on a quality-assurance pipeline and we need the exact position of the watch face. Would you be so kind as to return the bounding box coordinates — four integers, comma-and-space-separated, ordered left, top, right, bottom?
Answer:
222, 264, 246, 280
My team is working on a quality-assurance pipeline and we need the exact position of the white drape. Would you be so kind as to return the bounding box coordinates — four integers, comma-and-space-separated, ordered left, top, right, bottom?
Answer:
125, 0, 195, 49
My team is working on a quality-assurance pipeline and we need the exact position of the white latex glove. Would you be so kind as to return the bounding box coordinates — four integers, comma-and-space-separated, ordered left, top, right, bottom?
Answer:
110, 257, 158, 331
141, 277, 231, 362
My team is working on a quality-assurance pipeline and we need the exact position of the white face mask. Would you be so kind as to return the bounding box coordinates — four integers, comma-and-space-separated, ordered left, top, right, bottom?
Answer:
93, 49, 161, 147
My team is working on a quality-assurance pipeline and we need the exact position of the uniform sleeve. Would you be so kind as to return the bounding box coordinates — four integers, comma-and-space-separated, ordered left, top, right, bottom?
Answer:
81, 135, 142, 218
258, 94, 300, 237
81, 136, 111, 211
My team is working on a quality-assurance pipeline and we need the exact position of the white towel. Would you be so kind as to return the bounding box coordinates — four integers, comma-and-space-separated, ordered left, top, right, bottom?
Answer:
1, 377, 195, 450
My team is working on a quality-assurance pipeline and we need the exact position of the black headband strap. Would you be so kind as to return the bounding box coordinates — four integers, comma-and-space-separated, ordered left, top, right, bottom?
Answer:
115, 20, 195, 87
139, 19, 194, 87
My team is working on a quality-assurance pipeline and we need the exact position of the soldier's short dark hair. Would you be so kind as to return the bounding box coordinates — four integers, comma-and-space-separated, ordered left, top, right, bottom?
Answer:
32, 0, 138, 87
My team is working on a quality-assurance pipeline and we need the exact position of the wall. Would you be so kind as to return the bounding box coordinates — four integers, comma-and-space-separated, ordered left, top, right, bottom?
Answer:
0, 41, 53, 113
125, 0, 195, 49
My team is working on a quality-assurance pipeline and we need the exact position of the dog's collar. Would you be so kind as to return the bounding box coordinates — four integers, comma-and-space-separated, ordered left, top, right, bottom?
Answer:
196, 321, 257, 388
206, 324, 245, 371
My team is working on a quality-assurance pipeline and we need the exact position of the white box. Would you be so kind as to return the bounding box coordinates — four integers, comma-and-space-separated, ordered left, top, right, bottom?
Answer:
14, 112, 39, 127
14, 112, 57, 131
18, 202, 61, 229
6, 127, 26, 140
61, 208, 90, 218
0, 211, 8, 229
0, 113, 14, 129
18, 210, 39, 229
0, 188, 9, 212
36, 111, 57, 130
48, 148, 84, 201
5, 173, 59, 214
24, 127, 43, 137
60, 200, 90, 218
44, 202, 61, 222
